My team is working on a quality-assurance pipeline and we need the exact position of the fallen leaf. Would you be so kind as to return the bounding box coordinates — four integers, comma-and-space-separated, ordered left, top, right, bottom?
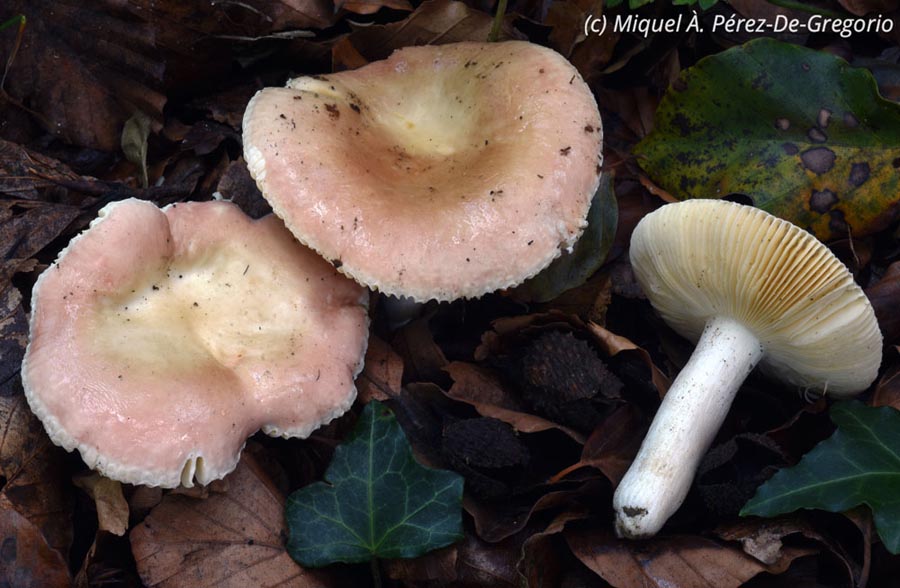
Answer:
0, 495, 71, 588
567, 528, 810, 587
0, 198, 81, 287
866, 260, 900, 343
444, 362, 586, 443
465, 479, 607, 543
391, 316, 450, 384
873, 357, 900, 410
215, 159, 271, 220
715, 517, 857, 584
338, 0, 413, 15
342, 0, 523, 62
838, 0, 900, 16
0, 385, 73, 556
2, 0, 166, 150
742, 401, 900, 554
0, 139, 84, 200
131, 453, 334, 587
518, 507, 591, 586
286, 402, 464, 566
635, 38, 900, 240
550, 404, 646, 485
356, 335, 404, 403
72, 473, 129, 536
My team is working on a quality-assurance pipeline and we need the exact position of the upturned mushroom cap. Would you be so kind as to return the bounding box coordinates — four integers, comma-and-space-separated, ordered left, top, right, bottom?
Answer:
630, 199, 882, 394
22, 199, 369, 488
242, 40, 603, 302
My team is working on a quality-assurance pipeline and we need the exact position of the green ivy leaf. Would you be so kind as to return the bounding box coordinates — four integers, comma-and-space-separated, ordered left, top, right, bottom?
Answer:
514, 172, 617, 302
285, 401, 464, 567
741, 402, 900, 554
635, 38, 900, 240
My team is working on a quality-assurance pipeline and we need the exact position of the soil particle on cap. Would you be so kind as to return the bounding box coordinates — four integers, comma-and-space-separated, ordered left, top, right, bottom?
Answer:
800, 147, 836, 175
809, 189, 838, 213
324, 104, 340, 119
849, 162, 870, 187
584, 124, 595, 133
559, 146, 572, 156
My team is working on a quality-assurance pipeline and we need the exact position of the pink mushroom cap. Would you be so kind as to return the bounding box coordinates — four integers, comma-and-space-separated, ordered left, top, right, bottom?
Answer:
243, 41, 603, 302
22, 199, 369, 488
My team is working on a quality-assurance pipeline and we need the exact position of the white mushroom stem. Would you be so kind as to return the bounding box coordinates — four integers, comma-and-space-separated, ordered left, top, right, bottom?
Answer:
613, 315, 764, 538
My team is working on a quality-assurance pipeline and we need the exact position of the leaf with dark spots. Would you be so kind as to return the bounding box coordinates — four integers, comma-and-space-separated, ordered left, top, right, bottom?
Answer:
635, 38, 900, 240
566, 528, 812, 588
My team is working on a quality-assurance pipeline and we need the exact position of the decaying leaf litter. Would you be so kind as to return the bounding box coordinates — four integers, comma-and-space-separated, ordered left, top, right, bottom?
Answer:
2, 0, 900, 586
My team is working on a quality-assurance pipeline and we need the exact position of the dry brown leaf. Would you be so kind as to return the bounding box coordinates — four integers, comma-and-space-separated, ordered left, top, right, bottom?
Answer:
586, 321, 670, 396
715, 517, 856, 585
391, 317, 449, 384
465, 479, 607, 543
0, 286, 28, 397
0, 198, 81, 288
444, 361, 586, 443
567, 528, 812, 588
873, 356, 900, 410
0, 495, 71, 588
0, 140, 84, 200
342, 0, 523, 62
0, 386, 73, 556
357, 335, 404, 403
2, 1, 166, 151
339, 0, 413, 16
865, 261, 900, 343
518, 506, 591, 586
73, 473, 129, 536
131, 453, 336, 588
550, 403, 646, 486
838, 0, 900, 15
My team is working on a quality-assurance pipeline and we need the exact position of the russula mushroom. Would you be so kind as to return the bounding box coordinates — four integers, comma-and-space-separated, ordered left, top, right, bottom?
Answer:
242, 41, 603, 302
614, 199, 882, 538
22, 199, 369, 488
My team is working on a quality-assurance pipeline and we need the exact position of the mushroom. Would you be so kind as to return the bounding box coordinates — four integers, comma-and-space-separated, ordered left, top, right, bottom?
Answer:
613, 199, 882, 538
242, 41, 603, 302
22, 199, 369, 488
